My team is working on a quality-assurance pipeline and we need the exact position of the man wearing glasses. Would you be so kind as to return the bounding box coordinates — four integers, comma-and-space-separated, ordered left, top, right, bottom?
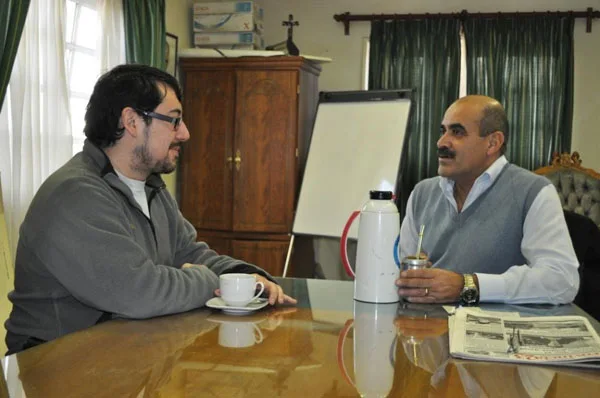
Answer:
5, 64, 296, 355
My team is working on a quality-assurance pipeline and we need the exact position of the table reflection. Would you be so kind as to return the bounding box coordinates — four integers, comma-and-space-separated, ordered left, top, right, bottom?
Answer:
210, 314, 265, 348
387, 303, 451, 397
12, 310, 217, 397
161, 307, 307, 396
338, 301, 398, 397
395, 303, 449, 371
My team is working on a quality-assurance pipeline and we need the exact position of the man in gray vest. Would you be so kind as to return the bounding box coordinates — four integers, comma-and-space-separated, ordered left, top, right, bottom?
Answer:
396, 95, 579, 305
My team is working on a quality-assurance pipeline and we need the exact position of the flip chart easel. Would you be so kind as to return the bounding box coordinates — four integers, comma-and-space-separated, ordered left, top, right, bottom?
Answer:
283, 90, 413, 277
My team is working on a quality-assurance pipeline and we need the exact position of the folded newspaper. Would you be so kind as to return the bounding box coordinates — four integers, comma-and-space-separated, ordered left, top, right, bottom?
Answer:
449, 308, 600, 369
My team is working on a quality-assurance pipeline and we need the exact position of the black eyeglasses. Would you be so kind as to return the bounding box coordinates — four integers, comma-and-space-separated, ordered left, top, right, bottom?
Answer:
135, 109, 182, 131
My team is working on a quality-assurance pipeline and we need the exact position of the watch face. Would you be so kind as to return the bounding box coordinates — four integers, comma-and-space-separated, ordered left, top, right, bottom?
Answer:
462, 288, 478, 304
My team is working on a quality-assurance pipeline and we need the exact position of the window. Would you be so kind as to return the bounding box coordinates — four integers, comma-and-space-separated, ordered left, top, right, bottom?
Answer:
459, 27, 467, 97
362, 30, 468, 96
65, 0, 100, 154
361, 37, 370, 90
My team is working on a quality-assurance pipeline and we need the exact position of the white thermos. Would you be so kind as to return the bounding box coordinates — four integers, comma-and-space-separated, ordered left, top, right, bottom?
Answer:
341, 190, 401, 303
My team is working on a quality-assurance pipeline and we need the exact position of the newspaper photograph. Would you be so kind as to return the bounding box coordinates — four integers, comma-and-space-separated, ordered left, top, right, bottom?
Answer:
450, 309, 600, 368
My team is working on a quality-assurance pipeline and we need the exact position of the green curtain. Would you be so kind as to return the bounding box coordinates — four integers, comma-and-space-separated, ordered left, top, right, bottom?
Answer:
369, 19, 461, 216
0, 0, 30, 109
123, 0, 166, 69
464, 15, 574, 170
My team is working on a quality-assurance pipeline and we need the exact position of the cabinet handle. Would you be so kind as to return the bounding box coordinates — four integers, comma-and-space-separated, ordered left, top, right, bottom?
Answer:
234, 150, 242, 171
226, 156, 233, 170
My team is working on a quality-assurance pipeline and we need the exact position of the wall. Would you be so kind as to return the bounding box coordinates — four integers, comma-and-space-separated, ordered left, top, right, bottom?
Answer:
166, 0, 193, 49
166, 0, 600, 173
571, 13, 600, 170
164, 0, 194, 195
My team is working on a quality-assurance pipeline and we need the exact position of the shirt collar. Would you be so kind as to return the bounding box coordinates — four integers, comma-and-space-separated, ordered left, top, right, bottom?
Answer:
483, 155, 509, 183
438, 155, 508, 212
439, 155, 508, 191
114, 169, 147, 192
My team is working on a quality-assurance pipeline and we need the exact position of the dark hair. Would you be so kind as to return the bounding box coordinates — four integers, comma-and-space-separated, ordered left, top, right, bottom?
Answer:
479, 102, 509, 154
84, 64, 182, 148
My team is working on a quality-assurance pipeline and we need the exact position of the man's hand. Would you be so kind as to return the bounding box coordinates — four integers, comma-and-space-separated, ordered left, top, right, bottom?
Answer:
396, 268, 463, 303
252, 274, 298, 305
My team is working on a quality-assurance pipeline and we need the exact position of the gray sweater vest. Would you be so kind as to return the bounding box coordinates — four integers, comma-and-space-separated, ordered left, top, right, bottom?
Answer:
409, 164, 551, 274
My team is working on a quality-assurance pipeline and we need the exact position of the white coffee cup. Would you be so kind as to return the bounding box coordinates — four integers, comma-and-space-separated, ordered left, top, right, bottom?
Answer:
219, 273, 265, 307
218, 322, 264, 348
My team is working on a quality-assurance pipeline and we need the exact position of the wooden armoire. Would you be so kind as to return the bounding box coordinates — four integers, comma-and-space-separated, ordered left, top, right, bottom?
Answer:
178, 56, 321, 276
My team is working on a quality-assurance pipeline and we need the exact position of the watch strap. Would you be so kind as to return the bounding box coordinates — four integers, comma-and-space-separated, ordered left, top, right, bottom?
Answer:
461, 274, 479, 305
464, 274, 475, 289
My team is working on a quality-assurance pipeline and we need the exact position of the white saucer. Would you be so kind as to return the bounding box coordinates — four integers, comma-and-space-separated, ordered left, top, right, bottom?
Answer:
206, 297, 269, 316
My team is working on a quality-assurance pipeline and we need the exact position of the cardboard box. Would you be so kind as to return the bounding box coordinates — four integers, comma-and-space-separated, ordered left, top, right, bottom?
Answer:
193, 13, 263, 33
195, 44, 258, 51
193, 32, 263, 48
193, 1, 262, 17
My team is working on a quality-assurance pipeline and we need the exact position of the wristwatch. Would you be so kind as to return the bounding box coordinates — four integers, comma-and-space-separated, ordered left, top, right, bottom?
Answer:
460, 274, 479, 306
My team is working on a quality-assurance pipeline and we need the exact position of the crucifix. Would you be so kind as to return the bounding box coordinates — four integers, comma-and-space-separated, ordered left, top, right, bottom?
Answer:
283, 14, 299, 55
283, 14, 299, 41
265, 14, 300, 55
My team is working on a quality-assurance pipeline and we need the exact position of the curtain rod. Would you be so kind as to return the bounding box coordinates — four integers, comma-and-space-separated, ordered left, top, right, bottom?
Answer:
333, 8, 600, 35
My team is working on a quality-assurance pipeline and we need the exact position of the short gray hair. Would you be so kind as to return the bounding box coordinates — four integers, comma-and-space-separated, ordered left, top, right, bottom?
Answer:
479, 103, 509, 154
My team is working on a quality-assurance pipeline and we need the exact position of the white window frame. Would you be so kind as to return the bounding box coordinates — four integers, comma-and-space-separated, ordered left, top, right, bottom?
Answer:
65, 0, 100, 154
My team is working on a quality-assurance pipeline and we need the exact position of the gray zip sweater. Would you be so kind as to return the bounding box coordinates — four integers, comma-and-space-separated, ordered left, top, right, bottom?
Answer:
5, 140, 271, 352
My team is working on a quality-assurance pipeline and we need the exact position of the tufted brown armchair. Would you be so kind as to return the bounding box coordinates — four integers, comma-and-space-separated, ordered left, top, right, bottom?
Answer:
535, 153, 600, 319
534, 152, 600, 228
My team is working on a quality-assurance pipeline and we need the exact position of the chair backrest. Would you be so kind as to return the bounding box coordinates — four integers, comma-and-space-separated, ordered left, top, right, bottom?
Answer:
563, 209, 600, 321
0, 176, 15, 355
534, 152, 600, 228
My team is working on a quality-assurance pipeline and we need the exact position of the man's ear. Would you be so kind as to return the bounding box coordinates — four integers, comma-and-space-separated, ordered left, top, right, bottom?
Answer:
487, 131, 505, 155
120, 107, 139, 137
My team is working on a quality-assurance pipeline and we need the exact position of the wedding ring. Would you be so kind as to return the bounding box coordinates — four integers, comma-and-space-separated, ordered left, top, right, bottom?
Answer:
424, 288, 429, 296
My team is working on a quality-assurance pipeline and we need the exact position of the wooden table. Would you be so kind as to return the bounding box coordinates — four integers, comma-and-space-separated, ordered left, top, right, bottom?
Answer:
3, 278, 600, 397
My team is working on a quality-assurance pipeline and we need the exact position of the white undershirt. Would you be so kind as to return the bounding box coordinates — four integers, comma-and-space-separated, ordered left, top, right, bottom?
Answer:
115, 170, 150, 218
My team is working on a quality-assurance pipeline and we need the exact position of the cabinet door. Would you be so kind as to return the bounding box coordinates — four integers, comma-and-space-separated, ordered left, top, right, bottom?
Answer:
233, 70, 298, 233
231, 240, 290, 276
196, 234, 232, 257
180, 71, 235, 231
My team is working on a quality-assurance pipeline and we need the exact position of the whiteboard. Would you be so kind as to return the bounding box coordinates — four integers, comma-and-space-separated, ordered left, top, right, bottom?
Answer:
293, 90, 412, 240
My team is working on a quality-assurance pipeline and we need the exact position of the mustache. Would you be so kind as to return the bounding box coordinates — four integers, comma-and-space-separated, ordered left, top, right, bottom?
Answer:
437, 147, 456, 158
169, 143, 182, 150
